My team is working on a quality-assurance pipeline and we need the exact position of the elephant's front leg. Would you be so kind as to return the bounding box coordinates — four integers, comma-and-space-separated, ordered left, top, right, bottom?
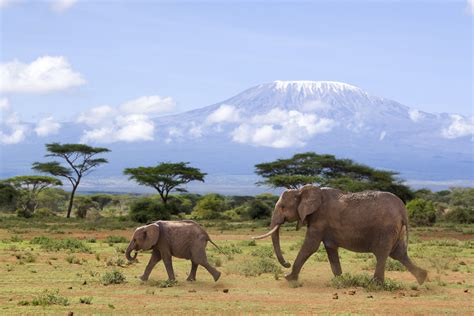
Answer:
162, 254, 176, 281
285, 228, 322, 281
140, 249, 162, 281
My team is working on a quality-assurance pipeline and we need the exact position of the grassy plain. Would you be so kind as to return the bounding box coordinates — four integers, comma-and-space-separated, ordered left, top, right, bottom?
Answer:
0, 217, 472, 315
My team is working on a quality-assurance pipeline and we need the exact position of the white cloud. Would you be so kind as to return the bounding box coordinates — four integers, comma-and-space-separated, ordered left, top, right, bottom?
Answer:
51, 0, 77, 12
231, 108, 335, 148
81, 114, 154, 143
379, 130, 386, 141
0, 0, 18, 9
189, 123, 204, 138
408, 108, 424, 122
78, 94, 175, 143
467, 0, 474, 15
77, 105, 116, 126
0, 56, 85, 93
0, 98, 29, 144
35, 117, 61, 136
120, 95, 176, 116
206, 104, 241, 124
441, 114, 474, 139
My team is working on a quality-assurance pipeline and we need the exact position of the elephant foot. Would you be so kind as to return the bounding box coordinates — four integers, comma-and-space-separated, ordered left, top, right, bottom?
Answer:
416, 269, 428, 285
371, 276, 384, 285
139, 275, 149, 282
285, 273, 298, 282
186, 276, 196, 282
213, 271, 221, 282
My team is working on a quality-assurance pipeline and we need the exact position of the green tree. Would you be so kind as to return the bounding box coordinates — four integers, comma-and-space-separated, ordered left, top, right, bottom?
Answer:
90, 194, 114, 211
32, 143, 110, 218
406, 198, 436, 226
74, 196, 98, 219
255, 152, 414, 202
124, 162, 206, 205
37, 188, 69, 213
1, 175, 62, 216
0, 182, 19, 212
129, 197, 171, 223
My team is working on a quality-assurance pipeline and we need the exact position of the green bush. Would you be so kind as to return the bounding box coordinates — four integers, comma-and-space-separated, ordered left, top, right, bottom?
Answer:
239, 258, 282, 277
191, 194, 227, 219
331, 273, 404, 291
406, 198, 436, 226
35, 208, 56, 217
101, 270, 126, 285
16, 208, 33, 218
31, 236, 91, 253
444, 207, 474, 224
247, 199, 272, 219
105, 235, 128, 244
79, 296, 93, 304
129, 197, 170, 223
31, 289, 69, 306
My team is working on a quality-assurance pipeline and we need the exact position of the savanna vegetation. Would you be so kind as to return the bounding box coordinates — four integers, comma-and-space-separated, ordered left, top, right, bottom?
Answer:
0, 145, 472, 313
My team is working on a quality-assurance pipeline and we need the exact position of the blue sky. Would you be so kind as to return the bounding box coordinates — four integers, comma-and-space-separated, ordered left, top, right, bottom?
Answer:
0, 0, 472, 122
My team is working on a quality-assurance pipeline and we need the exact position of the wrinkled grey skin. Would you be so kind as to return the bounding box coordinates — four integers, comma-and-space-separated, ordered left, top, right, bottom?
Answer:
256, 185, 427, 284
126, 220, 221, 282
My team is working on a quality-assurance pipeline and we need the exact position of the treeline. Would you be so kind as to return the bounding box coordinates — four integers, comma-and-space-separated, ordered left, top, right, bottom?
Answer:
0, 143, 472, 225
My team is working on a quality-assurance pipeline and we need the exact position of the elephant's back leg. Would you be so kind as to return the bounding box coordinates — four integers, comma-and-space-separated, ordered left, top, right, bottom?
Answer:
190, 240, 221, 282
389, 226, 428, 284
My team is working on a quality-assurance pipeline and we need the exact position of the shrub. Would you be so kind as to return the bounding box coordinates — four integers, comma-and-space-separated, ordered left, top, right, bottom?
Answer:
65, 255, 81, 264
129, 197, 170, 223
158, 279, 178, 288
31, 236, 91, 253
31, 289, 69, 306
444, 207, 474, 224
247, 199, 272, 219
101, 270, 126, 285
79, 296, 93, 304
406, 198, 436, 226
16, 208, 33, 218
35, 208, 56, 217
105, 235, 128, 244
239, 258, 282, 277
191, 194, 226, 219
74, 196, 98, 219
331, 273, 404, 291
251, 246, 274, 258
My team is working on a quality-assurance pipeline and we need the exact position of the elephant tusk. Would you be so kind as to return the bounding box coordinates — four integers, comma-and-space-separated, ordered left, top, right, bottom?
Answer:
252, 224, 280, 240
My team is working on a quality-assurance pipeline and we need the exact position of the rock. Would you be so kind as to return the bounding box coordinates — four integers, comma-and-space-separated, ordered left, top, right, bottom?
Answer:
367, 295, 373, 299
82, 280, 87, 285
464, 289, 469, 293
332, 293, 338, 300
223, 289, 229, 293
67, 287, 73, 290
188, 289, 196, 293
348, 290, 356, 295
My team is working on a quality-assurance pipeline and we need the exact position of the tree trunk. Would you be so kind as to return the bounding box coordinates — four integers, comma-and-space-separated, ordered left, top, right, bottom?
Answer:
66, 185, 78, 218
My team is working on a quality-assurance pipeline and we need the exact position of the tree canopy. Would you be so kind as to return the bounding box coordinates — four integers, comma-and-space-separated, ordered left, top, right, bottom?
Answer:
32, 143, 110, 218
1, 175, 62, 216
124, 162, 206, 205
255, 152, 414, 202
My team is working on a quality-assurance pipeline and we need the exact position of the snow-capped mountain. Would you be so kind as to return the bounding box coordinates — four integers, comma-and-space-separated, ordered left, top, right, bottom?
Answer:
1, 81, 472, 193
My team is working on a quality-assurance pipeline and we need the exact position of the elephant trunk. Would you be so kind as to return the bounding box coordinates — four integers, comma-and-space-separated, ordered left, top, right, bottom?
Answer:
270, 217, 291, 268
125, 240, 138, 261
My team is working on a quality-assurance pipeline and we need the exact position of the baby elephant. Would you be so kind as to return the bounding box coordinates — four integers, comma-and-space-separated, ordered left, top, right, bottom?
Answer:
125, 220, 221, 282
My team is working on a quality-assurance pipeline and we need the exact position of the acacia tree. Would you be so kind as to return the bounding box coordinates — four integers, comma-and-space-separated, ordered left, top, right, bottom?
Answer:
32, 143, 110, 218
124, 162, 206, 205
1, 175, 62, 215
255, 152, 414, 202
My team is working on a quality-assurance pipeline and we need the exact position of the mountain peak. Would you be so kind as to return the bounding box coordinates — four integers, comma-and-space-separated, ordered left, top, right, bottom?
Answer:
272, 80, 361, 93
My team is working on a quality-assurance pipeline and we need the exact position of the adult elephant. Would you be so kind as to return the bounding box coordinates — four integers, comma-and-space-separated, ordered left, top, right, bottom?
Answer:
253, 185, 427, 284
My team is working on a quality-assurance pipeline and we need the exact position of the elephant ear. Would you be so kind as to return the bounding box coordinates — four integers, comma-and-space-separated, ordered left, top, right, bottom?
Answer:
142, 224, 160, 250
297, 185, 322, 225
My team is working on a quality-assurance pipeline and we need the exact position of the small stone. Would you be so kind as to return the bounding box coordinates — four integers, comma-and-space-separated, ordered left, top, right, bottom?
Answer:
348, 290, 356, 295
332, 293, 338, 300
82, 280, 87, 285
67, 287, 73, 290
464, 289, 469, 293
223, 289, 229, 293
188, 289, 196, 293
367, 295, 373, 299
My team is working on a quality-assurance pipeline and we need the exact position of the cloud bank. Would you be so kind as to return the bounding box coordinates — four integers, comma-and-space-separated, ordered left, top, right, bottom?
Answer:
79, 95, 176, 143
0, 56, 85, 93
442, 114, 474, 139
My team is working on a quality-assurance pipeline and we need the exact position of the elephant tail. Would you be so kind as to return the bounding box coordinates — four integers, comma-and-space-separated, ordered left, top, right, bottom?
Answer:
208, 237, 224, 254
